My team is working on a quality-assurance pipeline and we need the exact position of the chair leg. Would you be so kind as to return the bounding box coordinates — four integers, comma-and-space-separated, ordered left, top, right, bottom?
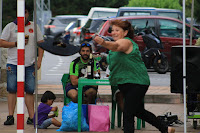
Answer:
137, 118, 141, 130
64, 96, 67, 106
137, 98, 145, 129
117, 105, 122, 127
66, 97, 71, 105
111, 85, 123, 129
111, 94, 116, 129
142, 119, 145, 128
137, 118, 145, 130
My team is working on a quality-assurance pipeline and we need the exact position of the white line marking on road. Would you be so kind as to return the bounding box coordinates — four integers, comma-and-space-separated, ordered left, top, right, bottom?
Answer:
52, 67, 58, 69
56, 64, 61, 67
49, 70, 56, 71
45, 74, 63, 75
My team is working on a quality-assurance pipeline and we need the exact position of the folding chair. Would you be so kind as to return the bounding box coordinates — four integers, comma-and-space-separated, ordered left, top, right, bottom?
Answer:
61, 73, 71, 105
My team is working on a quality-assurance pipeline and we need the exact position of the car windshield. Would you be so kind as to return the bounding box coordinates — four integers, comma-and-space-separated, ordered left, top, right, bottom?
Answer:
158, 12, 182, 21
129, 19, 155, 34
75, 19, 87, 27
58, 18, 77, 25
84, 19, 106, 32
123, 11, 151, 16
92, 11, 117, 18
96, 21, 107, 34
47, 19, 54, 25
65, 21, 76, 31
118, 9, 184, 22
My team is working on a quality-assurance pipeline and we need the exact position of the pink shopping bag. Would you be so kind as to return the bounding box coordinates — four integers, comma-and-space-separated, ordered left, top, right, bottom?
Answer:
88, 104, 110, 132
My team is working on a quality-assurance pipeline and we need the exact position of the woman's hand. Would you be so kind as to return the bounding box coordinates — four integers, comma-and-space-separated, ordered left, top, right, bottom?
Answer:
93, 35, 119, 51
93, 35, 105, 45
93, 34, 132, 53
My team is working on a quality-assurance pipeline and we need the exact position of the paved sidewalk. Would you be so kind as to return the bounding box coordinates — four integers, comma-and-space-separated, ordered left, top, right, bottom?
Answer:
37, 84, 173, 95
1, 84, 198, 133
0, 101, 199, 133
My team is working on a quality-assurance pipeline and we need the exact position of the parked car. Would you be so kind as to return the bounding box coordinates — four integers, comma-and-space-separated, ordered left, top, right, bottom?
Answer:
61, 21, 76, 44
186, 17, 200, 30
80, 17, 111, 44
69, 17, 88, 45
88, 7, 118, 19
44, 15, 86, 43
116, 7, 186, 22
62, 17, 88, 45
94, 16, 200, 69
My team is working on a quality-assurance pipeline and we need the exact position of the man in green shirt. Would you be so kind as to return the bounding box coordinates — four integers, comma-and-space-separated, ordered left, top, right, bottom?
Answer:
65, 43, 100, 104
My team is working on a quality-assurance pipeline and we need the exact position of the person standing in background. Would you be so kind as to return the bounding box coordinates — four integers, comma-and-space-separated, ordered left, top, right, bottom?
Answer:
0, 4, 44, 125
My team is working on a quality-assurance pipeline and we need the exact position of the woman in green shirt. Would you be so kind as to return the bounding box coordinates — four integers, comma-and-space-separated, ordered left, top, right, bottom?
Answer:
93, 19, 175, 133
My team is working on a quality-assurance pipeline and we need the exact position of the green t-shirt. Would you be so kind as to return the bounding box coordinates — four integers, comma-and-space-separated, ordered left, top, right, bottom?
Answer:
69, 57, 99, 78
108, 37, 150, 86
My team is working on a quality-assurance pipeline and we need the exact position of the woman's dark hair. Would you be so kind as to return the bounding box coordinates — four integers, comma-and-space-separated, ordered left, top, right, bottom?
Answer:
110, 19, 134, 39
41, 91, 56, 103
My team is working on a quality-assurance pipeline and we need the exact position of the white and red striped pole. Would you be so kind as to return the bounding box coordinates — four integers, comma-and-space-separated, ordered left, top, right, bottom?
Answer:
17, 0, 25, 133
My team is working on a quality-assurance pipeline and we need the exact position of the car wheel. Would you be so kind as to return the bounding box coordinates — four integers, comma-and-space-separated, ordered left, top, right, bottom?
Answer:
153, 56, 169, 74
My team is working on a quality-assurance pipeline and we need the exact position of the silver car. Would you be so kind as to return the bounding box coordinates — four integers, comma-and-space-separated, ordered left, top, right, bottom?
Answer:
44, 15, 86, 43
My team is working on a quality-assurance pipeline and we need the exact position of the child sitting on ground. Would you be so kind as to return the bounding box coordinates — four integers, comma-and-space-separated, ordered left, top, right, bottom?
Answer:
33, 91, 61, 129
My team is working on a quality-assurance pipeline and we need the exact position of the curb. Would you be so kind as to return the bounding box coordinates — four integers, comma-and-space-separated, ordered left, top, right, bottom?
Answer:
36, 84, 183, 104
0, 85, 182, 104
35, 93, 183, 104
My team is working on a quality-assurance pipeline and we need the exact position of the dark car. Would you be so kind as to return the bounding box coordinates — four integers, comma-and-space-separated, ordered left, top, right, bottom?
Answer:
44, 15, 86, 43
79, 17, 110, 43
94, 16, 200, 67
116, 7, 186, 22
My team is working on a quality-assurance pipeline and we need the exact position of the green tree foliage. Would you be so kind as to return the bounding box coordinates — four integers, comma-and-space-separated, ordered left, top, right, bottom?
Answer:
179, 0, 193, 17
50, 0, 92, 16
128, 0, 182, 10
179, 0, 200, 22
2, 0, 128, 28
2, 0, 17, 28
2, 0, 34, 28
50, 0, 128, 16
129, 0, 200, 22
193, 0, 200, 22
